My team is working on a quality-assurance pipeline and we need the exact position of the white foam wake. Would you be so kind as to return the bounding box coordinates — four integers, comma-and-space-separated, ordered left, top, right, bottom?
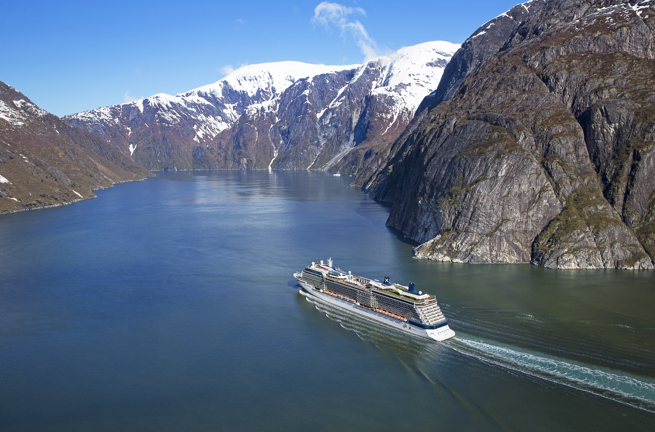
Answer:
448, 335, 655, 413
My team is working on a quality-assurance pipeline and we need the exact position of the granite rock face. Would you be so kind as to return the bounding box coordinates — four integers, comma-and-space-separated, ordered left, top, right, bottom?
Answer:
63, 42, 458, 173
362, 0, 655, 269
0, 81, 152, 213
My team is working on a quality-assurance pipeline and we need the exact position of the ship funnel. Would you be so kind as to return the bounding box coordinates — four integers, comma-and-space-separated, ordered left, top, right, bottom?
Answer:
384, 275, 390, 285
320, 260, 323, 265
409, 282, 416, 292
327, 257, 333, 267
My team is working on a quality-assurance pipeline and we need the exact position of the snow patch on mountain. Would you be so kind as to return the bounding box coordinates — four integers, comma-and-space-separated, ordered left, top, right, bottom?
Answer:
13, 99, 48, 117
369, 41, 459, 121
0, 98, 49, 127
72, 105, 121, 125
190, 61, 358, 98
0, 100, 26, 126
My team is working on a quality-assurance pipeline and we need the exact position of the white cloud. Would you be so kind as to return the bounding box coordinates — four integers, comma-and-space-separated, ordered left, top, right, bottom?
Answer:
123, 91, 137, 103
312, 2, 365, 27
221, 65, 235, 76
312, 1, 379, 60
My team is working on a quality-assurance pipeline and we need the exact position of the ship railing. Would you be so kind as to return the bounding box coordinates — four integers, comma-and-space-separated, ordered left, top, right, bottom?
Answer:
326, 274, 369, 289
417, 304, 446, 324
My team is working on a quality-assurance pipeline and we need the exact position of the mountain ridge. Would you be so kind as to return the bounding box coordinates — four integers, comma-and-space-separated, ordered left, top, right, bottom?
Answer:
64, 41, 459, 173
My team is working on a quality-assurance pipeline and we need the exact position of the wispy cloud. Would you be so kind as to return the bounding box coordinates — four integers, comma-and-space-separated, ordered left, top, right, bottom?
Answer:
220, 62, 251, 77
311, 2, 379, 60
123, 91, 137, 103
220, 65, 235, 76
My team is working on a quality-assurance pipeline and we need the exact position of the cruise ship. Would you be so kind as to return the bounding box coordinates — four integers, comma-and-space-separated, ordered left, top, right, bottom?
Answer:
294, 258, 455, 342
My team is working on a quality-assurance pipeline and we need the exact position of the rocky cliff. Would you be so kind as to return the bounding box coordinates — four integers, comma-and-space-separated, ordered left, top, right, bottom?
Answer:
0, 81, 152, 213
63, 42, 458, 173
361, 0, 655, 269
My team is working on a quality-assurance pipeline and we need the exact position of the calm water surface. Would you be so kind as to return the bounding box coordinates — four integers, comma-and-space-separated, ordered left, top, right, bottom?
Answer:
1, 171, 654, 431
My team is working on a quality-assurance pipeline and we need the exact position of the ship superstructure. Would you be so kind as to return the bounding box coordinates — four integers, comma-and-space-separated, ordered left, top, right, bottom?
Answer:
295, 258, 455, 341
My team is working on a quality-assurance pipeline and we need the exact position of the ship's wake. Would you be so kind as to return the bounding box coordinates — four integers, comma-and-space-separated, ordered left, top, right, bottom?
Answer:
446, 334, 655, 413
300, 290, 655, 413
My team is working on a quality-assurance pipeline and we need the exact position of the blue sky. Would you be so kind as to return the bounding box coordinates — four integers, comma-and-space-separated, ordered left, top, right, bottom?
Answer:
1, 0, 521, 116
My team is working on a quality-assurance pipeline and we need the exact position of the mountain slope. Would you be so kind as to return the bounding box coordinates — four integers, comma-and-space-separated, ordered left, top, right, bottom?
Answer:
0, 81, 152, 213
65, 62, 357, 171
64, 41, 459, 173
361, 0, 655, 269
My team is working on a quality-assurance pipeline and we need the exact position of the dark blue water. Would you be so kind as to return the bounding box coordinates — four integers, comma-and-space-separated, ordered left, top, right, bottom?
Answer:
1, 171, 654, 431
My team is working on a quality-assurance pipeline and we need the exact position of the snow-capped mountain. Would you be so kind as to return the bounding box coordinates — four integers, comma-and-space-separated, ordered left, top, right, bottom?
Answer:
64, 41, 459, 172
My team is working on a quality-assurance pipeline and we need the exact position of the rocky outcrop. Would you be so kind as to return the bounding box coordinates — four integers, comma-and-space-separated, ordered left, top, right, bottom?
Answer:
63, 42, 459, 173
362, 0, 655, 269
0, 81, 152, 213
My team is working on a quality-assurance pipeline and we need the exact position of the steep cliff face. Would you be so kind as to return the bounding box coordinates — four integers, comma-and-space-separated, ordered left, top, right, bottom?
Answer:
0, 81, 152, 213
363, 0, 655, 269
63, 42, 458, 173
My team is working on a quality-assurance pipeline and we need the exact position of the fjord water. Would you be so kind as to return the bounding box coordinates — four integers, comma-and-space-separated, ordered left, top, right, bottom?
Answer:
0, 171, 654, 431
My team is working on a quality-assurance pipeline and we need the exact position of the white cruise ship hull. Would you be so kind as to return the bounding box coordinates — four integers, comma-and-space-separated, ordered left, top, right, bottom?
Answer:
298, 280, 455, 342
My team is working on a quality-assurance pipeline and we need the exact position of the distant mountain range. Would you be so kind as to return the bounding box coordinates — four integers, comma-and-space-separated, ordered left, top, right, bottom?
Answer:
0, 82, 151, 213
63, 41, 459, 173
